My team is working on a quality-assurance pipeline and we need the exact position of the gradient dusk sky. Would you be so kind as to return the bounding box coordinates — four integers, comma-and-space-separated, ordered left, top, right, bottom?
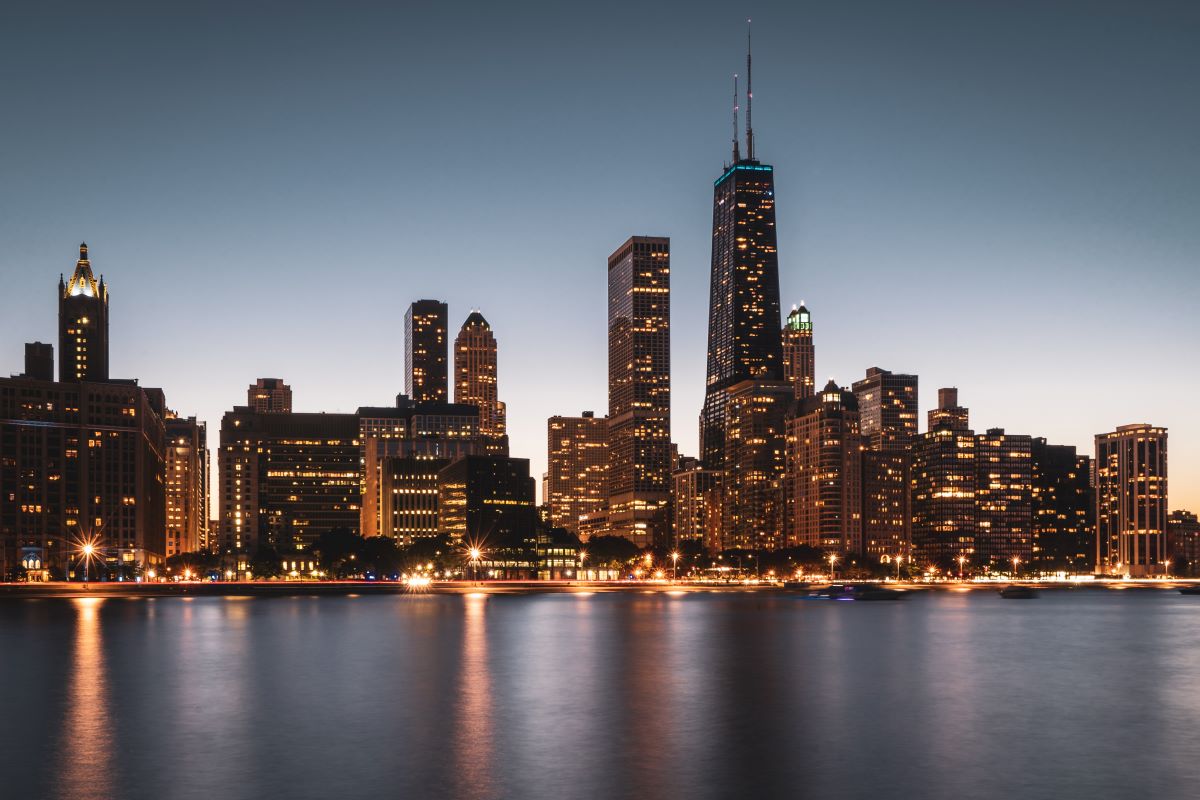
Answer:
1, 1, 1197, 513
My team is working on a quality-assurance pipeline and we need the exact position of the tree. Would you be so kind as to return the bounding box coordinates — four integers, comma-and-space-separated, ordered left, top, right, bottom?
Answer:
586, 535, 640, 567
360, 536, 402, 578
312, 527, 364, 577
251, 546, 282, 579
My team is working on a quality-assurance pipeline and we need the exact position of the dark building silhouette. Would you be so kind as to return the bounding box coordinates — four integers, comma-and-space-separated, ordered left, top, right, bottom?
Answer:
782, 304, 815, 400
699, 51, 784, 469
454, 311, 508, 454
405, 300, 449, 403
1030, 438, 1093, 571
1095, 424, 1168, 576
438, 455, 537, 576
607, 236, 671, 547
247, 378, 292, 413
23, 342, 54, 381
58, 243, 109, 383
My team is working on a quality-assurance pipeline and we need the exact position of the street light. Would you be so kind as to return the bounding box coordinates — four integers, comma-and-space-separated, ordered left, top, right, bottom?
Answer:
670, 551, 680, 583
894, 554, 903, 582
1012, 555, 1021, 578
468, 547, 482, 585
829, 553, 838, 581
578, 549, 587, 582
957, 554, 967, 581
80, 542, 95, 587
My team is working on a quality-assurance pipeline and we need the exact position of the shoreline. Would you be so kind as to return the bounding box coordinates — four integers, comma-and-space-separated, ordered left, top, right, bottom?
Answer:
1, 578, 1198, 600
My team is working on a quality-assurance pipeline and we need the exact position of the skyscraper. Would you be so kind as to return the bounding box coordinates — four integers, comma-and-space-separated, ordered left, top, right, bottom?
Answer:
405, 300, 448, 402
781, 304, 815, 400
785, 381, 863, 555
454, 311, 508, 454
722, 379, 792, 551
606, 236, 671, 547
671, 456, 721, 550
247, 378, 292, 413
699, 41, 784, 468
974, 428, 1032, 569
911, 389, 976, 568
58, 243, 109, 383
546, 412, 608, 539
164, 413, 210, 556
1030, 438, 1092, 572
1095, 424, 1168, 576
853, 367, 919, 452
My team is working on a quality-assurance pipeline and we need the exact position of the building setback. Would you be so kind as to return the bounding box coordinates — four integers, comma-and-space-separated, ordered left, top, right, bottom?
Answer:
545, 411, 608, 539
1095, 424, 1168, 576
606, 236, 671, 548
405, 300, 449, 403
247, 378, 292, 413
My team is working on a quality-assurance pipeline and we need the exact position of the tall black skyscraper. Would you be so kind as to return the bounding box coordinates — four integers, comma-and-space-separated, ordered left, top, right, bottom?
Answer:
699, 35, 784, 468
405, 300, 448, 402
58, 243, 109, 382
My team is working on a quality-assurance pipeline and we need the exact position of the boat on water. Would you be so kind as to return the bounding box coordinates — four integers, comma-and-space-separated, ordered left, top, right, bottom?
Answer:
999, 585, 1038, 599
818, 583, 906, 601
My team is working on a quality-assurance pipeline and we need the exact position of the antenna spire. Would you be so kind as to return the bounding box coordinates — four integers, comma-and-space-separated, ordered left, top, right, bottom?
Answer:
732, 74, 741, 163
745, 18, 755, 161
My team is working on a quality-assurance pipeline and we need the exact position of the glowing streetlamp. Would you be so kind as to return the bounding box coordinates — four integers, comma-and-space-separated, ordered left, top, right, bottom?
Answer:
894, 554, 904, 581
468, 547, 482, 584
1012, 555, 1021, 577
957, 554, 967, 581
80, 542, 95, 587
578, 549, 587, 582
670, 551, 680, 583
828, 553, 839, 581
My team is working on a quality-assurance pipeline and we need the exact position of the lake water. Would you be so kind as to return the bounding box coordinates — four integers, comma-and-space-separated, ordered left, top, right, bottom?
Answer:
1, 588, 1198, 800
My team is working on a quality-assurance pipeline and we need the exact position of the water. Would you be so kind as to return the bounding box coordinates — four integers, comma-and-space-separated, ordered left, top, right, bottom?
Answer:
1, 589, 1198, 800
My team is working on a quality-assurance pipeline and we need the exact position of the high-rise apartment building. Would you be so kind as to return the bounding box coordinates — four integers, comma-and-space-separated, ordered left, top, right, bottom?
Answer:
911, 389, 976, 568
164, 413, 209, 556
1030, 438, 1092, 571
785, 381, 862, 555
1168, 510, 1200, 577
974, 429, 1032, 569
405, 300, 449, 402
247, 378, 292, 413
606, 236, 671, 547
671, 456, 721, 550
546, 411, 608, 539
699, 53, 784, 469
58, 243, 109, 383
852, 368, 919, 452
454, 311, 508, 454
861, 450, 911, 559
1095, 424, 1168, 576
721, 379, 792, 551
781, 304, 814, 400
437, 455, 537, 564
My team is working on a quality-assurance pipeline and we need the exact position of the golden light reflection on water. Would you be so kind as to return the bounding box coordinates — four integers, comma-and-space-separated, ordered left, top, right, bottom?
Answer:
452, 593, 494, 798
56, 597, 113, 800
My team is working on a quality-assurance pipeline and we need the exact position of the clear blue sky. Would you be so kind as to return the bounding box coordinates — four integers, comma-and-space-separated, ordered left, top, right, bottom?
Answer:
2, 0, 1197, 513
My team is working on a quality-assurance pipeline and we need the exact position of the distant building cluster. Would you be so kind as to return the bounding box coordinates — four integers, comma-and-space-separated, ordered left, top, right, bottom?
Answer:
0, 66, 1186, 580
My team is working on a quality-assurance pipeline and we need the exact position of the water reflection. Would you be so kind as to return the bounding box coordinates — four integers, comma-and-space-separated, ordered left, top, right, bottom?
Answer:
56, 597, 112, 800
451, 593, 494, 799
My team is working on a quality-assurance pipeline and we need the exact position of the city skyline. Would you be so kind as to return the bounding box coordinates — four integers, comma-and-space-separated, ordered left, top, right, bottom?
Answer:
1, 2, 1197, 513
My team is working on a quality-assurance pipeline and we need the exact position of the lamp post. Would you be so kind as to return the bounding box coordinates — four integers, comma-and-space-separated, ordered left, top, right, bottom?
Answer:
80, 543, 94, 588
829, 553, 838, 582
1012, 555, 1021, 579
957, 554, 967, 581
469, 547, 482, 585
578, 549, 587, 583
895, 554, 903, 582
670, 551, 680, 583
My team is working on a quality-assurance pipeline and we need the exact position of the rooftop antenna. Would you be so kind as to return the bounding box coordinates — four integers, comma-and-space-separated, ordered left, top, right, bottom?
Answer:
732, 73, 741, 163
745, 18, 755, 161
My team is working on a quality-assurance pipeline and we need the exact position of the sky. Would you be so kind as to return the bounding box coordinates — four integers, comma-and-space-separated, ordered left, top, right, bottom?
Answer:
1, 0, 1197, 513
